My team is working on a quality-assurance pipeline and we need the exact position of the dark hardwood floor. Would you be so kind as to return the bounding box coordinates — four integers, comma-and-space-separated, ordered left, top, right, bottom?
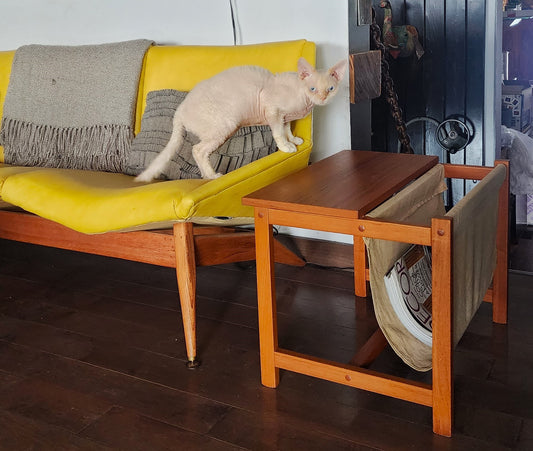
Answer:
510, 225, 533, 274
0, 237, 532, 450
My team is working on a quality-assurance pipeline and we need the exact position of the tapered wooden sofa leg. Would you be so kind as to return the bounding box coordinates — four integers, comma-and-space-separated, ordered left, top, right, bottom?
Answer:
174, 222, 200, 369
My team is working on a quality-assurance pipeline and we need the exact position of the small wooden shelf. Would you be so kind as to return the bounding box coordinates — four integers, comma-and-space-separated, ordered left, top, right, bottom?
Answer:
504, 9, 533, 19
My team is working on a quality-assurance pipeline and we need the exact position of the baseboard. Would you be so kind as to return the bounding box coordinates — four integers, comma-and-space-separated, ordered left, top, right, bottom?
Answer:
276, 234, 354, 271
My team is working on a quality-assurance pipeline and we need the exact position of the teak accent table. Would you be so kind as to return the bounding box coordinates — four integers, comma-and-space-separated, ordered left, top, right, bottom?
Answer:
243, 150, 438, 298
242, 150, 509, 437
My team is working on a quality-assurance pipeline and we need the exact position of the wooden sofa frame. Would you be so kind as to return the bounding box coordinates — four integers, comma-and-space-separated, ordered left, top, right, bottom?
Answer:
0, 211, 304, 368
251, 161, 509, 437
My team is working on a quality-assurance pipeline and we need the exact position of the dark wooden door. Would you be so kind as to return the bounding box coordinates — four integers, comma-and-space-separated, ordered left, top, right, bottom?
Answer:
351, 0, 487, 203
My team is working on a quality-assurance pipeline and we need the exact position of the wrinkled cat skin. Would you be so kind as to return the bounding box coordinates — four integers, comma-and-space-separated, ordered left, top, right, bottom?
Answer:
135, 57, 347, 181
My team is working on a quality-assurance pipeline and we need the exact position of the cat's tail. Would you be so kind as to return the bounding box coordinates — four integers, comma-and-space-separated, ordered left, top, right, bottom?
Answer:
134, 120, 185, 183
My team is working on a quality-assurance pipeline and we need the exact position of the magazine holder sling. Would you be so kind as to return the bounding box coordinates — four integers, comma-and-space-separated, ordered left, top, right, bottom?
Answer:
248, 159, 509, 437
365, 162, 507, 372
361, 161, 508, 435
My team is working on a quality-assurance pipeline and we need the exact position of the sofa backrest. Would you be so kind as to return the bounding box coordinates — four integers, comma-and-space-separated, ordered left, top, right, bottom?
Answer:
0, 40, 316, 163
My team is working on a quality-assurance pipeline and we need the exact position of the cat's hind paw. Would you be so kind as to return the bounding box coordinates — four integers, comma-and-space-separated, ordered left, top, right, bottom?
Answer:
134, 172, 154, 183
200, 170, 223, 180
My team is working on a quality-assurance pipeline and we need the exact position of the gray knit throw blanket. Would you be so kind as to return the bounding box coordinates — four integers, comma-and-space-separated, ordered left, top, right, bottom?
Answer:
0, 39, 153, 172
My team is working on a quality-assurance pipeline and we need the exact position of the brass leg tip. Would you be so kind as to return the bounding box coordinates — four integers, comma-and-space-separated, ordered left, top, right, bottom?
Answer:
186, 358, 201, 369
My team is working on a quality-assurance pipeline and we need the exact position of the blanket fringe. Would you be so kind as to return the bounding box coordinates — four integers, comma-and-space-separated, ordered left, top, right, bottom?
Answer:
0, 117, 132, 172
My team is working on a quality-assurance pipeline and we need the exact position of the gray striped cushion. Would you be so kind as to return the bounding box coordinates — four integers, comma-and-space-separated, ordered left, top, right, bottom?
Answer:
125, 89, 277, 180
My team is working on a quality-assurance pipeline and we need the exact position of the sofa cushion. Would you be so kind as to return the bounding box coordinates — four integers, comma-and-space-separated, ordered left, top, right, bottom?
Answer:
0, 163, 42, 208
0, 163, 41, 183
125, 89, 277, 180
0, 167, 207, 233
0, 144, 312, 234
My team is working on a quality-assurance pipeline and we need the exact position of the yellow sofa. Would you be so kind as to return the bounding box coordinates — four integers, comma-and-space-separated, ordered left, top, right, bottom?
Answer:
0, 39, 315, 367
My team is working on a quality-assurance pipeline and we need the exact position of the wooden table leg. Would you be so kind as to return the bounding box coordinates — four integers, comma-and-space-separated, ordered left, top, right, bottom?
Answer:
431, 217, 453, 437
254, 208, 280, 388
354, 235, 367, 297
492, 160, 509, 325
349, 328, 388, 368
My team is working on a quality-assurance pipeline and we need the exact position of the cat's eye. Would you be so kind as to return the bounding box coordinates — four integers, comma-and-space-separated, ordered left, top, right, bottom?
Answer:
310, 87, 316, 92
328, 86, 335, 92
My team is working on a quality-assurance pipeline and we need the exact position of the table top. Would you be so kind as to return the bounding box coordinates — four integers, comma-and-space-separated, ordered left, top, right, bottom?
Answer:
242, 150, 439, 219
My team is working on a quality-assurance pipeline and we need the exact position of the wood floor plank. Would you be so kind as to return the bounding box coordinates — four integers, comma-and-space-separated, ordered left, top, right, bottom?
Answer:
0, 409, 112, 450
453, 403, 523, 449
79, 406, 241, 451
0, 341, 231, 436
517, 418, 533, 450
208, 407, 378, 451
1, 268, 372, 364
0, 369, 23, 393
1, 314, 435, 448
1, 238, 532, 449
0, 377, 113, 433
510, 226, 533, 273
0, 297, 186, 358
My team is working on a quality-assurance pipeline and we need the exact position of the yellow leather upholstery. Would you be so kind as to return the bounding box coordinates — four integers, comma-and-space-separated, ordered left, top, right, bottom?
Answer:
0, 51, 15, 162
0, 40, 315, 233
0, 148, 310, 233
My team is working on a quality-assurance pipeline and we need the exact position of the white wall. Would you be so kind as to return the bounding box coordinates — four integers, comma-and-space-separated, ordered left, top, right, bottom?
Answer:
1, 0, 352, 242
233, 0, 351, 163
484, 0, 502, 166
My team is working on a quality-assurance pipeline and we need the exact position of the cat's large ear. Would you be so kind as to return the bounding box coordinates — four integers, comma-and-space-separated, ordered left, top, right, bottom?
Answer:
329, 59, 348, 82
297, 57, 314, 80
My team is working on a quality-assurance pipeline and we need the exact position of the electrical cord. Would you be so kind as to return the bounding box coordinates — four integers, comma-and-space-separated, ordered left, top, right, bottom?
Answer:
235, 226, 353, 272
229, 0, 237, 45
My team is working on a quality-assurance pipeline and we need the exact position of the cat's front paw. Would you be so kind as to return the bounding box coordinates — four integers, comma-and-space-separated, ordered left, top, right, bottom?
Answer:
277, 141, 297, 153
290, 136, 304, 146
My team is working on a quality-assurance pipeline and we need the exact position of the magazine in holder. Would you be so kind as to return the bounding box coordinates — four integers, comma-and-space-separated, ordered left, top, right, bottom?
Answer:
383, 244, 433, 346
